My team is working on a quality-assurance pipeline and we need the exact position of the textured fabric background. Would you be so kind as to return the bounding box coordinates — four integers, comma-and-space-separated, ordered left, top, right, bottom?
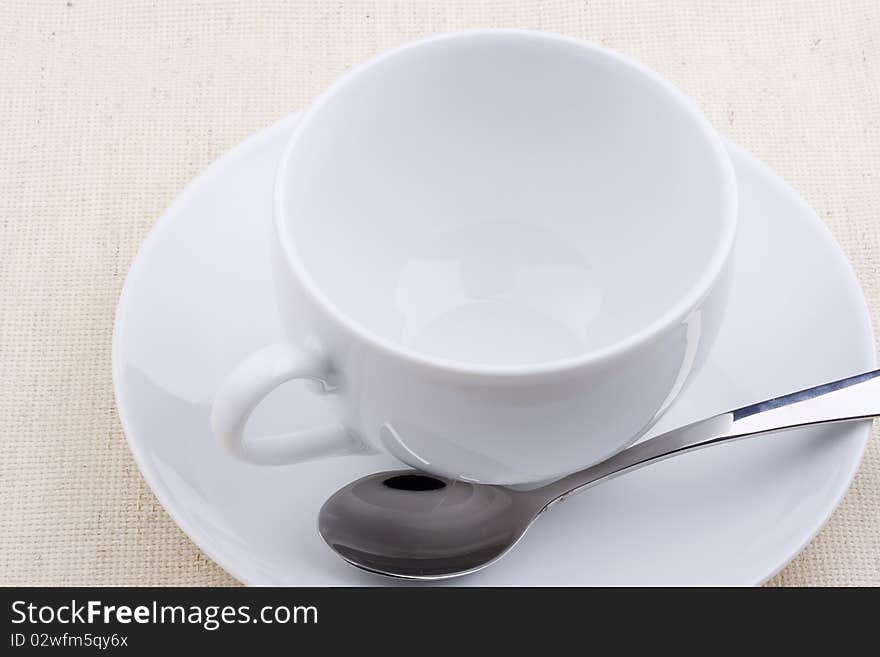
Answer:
1, 1, 878, 586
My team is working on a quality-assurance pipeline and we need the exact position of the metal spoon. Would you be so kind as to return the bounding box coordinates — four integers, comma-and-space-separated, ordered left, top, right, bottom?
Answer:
319, 369, 880, 580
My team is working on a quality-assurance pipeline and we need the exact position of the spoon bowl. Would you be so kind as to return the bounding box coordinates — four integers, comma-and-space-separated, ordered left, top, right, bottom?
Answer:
318, 471, 542, 579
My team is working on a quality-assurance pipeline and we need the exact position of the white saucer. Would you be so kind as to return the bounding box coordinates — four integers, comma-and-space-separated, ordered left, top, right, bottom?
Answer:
113, 113, 875, 586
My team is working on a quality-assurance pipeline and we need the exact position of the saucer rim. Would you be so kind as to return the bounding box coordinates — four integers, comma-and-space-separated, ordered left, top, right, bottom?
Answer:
112, 113, 874, 586
718, 139, 874, 586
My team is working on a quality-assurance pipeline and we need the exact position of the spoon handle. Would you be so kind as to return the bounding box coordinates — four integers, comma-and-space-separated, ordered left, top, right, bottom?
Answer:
541, 369, 880, 507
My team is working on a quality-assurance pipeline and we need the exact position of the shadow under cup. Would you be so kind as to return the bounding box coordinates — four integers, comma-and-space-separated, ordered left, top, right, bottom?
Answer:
278, 31, 735, 370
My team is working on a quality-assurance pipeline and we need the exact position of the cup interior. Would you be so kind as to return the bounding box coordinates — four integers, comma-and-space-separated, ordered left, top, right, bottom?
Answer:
278, 31, 736, 369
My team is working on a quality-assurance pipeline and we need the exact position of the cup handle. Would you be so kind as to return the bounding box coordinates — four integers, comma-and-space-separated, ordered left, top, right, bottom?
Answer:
210, 343, 361, 464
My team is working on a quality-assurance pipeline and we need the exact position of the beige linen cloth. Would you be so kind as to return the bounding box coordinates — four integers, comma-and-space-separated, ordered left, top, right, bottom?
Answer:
1, 1, 878, 586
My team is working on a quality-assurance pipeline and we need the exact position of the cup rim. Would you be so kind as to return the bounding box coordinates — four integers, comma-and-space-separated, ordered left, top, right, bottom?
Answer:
274, 29, 738, 379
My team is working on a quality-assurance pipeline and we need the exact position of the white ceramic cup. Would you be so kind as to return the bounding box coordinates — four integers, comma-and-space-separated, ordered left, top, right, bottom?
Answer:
211, 30, 737, 485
